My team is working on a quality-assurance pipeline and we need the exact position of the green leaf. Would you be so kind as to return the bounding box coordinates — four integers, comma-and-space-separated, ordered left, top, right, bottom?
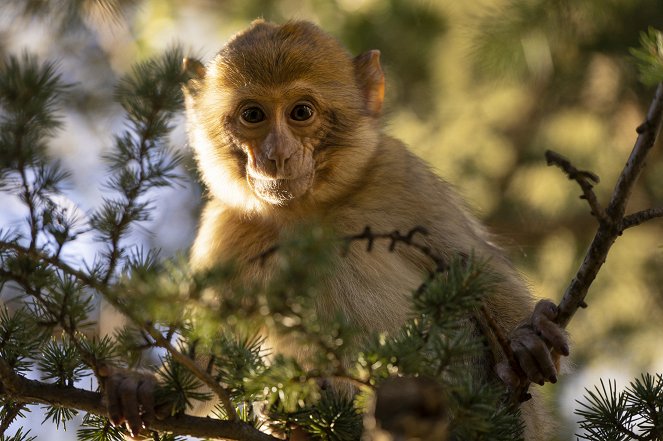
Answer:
77, 414, 125, 441
41, 405, 78, 430
37, 335, 89, 386
630, 27, 663, 86
0, 427, 37, 441
158, 354, 213, 416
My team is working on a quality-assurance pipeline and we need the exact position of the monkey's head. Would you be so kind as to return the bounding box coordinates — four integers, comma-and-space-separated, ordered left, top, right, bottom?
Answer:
183, 20, 384, 211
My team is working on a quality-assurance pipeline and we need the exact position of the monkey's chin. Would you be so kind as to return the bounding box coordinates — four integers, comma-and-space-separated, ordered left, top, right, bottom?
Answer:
248, 173, 313, 205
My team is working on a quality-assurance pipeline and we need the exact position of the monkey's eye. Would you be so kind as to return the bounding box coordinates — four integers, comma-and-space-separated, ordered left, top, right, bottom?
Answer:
241, 107, 266, 124
290, 104, 314, 122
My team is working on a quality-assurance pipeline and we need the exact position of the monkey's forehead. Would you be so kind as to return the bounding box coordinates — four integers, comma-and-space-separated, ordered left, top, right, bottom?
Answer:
209, 20, 356, 89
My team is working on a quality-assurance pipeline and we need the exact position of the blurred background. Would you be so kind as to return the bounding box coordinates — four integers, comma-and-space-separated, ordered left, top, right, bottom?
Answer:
1, 0, 662, 439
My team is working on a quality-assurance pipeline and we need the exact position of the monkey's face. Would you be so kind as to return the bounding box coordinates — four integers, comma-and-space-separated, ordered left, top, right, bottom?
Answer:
229, 89, 323, 205
183, 20, 385, 210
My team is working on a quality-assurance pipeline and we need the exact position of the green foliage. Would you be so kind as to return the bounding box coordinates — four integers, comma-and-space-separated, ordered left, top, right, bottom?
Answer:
0, 52, 70, 255
357, 257, 491, 383
0, 53, 66, 155
280, 392, 362, 441
0, 47, 190, 439
0, 427, 36, 441
90, 45, 186, 282
575, 374, 663, 440
38, 335, 89, 386
212, 334, 267, 400
0, 307, 44, 374
631, 27, 663, 86
2, 3, 662, 440
158, 353, 212, 416
77, 414, 125, 441
0, 400, 30, 435
41, 404, 78, 430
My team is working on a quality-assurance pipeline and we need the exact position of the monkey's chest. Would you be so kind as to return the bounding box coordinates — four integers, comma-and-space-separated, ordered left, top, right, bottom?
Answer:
315, 244, 425, 334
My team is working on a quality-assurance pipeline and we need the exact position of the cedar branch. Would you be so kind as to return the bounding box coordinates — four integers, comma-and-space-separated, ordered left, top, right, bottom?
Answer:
0, 241, 239, 421
0, 358, 278, 441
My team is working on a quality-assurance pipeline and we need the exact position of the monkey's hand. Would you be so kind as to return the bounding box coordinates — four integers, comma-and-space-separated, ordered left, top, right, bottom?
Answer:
99, 365, 169, 437
496, 300, 569, 390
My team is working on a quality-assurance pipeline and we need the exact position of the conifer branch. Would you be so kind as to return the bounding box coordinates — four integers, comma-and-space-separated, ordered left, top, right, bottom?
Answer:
0, 358, 278, 441
142, 323, 240, 421
0, 241, 238, 420
0, 241, 240, 421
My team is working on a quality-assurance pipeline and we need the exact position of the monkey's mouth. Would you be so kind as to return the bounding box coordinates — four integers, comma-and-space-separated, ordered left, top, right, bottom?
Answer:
247, 172, 314, 205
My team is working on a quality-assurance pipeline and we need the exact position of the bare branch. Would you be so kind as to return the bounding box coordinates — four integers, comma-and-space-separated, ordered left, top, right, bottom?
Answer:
0, 358, 278, 441
554, 82, 663, 328
544, 150, 606, 223
344, 226, 447, 272
622, 207, 663, 230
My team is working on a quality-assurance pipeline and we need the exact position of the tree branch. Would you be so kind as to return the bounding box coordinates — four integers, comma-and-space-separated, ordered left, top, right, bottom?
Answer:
553, 82, 663, 328
622, 207, 663, 230
544, 150, 606, 224
0, 241, 239, 421
0, 358, 278, 441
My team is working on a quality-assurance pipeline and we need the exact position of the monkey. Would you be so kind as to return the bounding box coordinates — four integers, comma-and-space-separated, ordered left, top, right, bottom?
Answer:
103, 20, 569, 440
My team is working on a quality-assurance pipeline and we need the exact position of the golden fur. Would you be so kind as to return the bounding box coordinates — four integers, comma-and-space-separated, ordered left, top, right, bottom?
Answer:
184, 20, 550, 440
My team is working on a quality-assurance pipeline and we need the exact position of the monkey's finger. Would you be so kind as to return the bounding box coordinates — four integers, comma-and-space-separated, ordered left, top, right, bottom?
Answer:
520, 333, 558, 383
105, 373, 125, 427
512, 341, 545, 386
532, 300, 558, 321
119, 376, 142, 437
535, 320, 569, 356
137, 377, 156, 428
531, 300, 569, 356
155, 402, 172, 421
495, 361, 521, 390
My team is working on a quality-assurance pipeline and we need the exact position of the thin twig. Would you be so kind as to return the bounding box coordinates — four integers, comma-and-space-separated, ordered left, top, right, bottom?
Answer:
251, 226, 447, 272
622, 207, 663, 230
544, 150, 607, 224
511, 82, 663, 408
343, 226, 447, 273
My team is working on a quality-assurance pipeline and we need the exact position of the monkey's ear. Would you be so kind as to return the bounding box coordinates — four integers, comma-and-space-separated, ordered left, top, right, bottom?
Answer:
353, 50, 385, 117
182, 57, 206, 81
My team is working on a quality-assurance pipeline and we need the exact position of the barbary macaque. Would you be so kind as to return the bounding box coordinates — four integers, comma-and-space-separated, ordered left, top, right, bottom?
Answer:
104, 20, 568, 440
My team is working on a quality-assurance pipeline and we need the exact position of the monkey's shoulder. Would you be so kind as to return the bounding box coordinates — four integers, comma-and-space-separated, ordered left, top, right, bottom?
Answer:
190, 199, 281, 269
332, 136, 488, 251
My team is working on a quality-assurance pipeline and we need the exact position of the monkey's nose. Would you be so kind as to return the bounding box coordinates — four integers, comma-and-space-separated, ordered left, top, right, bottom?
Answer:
267, 148, 293, 176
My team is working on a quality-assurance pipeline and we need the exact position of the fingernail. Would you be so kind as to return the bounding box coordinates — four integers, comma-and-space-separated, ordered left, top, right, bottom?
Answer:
562, 344, 570, 356
550, 375, 557, 384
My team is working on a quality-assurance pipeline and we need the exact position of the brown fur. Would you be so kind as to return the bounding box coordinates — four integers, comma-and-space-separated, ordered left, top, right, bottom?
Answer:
184, 20, 551, 440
